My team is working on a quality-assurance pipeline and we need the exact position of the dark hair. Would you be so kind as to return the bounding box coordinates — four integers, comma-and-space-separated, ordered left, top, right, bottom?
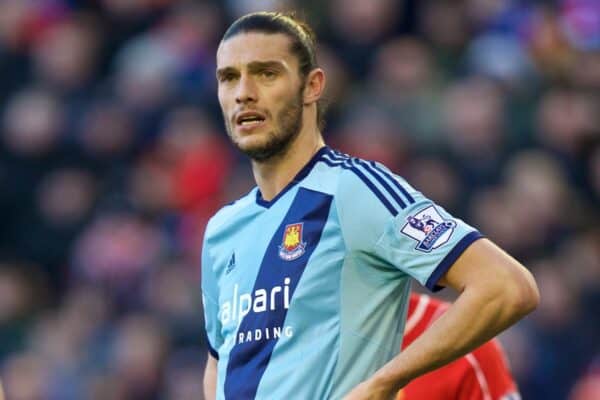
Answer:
222, 11, 326, 131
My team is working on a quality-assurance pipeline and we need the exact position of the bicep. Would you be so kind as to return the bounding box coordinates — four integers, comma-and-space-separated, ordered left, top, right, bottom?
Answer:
438, 238, 534, 294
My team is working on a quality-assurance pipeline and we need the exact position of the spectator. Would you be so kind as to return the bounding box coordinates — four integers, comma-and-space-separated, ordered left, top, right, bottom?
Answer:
0, 2, 597, 398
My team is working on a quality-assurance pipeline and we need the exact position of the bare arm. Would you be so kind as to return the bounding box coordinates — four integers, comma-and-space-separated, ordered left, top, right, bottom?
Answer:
344, 238, 539, 399
204, 354, 218, 400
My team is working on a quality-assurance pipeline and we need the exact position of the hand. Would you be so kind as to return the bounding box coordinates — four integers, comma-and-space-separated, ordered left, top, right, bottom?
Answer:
342, 378, 404, 400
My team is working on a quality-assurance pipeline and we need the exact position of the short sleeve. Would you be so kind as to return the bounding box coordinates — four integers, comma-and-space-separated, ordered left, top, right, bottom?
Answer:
201, 242, 222, 359
373, 185, 483, 291
335, 161, 483, 291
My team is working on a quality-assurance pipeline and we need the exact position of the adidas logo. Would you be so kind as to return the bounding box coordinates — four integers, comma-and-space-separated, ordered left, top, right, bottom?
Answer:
225, 253, 236, 274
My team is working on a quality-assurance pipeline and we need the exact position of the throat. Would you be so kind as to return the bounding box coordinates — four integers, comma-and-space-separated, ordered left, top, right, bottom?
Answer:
253, 159, 293, 202
253, 141, 325, 202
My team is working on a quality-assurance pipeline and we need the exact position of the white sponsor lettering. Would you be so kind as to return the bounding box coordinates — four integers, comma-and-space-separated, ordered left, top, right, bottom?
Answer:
220, 277, 291, 325
235, 325, 294, 344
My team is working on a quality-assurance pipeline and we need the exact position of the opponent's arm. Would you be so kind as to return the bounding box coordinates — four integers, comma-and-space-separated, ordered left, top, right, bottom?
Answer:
344, 238, 539, 400
204, 354, 218, 400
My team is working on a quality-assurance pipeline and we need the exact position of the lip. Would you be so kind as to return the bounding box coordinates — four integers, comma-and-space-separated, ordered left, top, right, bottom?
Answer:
235, 110, 266, 123
234, 110, 267, 133
236, 119, 267, 133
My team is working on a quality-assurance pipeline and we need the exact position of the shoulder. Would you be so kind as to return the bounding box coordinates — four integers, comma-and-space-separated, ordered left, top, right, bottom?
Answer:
204, 187, 258, 239
318, 148, 416, 215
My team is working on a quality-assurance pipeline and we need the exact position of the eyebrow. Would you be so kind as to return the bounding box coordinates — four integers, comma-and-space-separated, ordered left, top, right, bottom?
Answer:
247, 60, 285, 72
216, 60, 286, 78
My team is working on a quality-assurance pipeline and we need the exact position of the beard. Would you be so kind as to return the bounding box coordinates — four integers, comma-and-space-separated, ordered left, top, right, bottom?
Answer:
224, 90, 304, 162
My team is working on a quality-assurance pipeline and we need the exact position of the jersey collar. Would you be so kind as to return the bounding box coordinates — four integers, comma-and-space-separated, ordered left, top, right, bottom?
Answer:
255, 146, 329, 208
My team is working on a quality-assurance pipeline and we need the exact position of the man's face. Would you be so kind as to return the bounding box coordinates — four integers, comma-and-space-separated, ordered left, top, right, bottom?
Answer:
216, 32, 305, 161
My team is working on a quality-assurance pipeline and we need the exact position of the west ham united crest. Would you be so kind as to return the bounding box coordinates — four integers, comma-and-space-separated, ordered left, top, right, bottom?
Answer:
401, 206, 456, 252
279, 223, 307, 261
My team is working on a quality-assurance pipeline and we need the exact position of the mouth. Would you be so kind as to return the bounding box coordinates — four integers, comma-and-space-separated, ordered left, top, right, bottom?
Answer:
235, 111, 267, 131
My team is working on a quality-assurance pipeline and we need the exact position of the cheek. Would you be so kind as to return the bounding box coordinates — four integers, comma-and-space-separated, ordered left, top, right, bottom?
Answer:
218, 88, 233, 110
270, 88, 300, 114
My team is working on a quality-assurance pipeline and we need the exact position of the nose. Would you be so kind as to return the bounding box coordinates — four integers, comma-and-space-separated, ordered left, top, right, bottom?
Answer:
235, 75, 258, 104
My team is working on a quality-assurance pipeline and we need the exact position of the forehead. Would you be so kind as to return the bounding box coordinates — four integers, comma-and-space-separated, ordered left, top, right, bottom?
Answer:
216, 32, 297, 69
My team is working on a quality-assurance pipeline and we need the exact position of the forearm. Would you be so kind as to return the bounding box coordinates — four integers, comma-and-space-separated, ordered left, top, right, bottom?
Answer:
204, 354, 217, 400
371, 240, 539, 392
374, 287, 523, 390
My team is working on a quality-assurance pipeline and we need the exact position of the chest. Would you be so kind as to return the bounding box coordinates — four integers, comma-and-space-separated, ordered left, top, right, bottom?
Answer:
211, 189, 345, 336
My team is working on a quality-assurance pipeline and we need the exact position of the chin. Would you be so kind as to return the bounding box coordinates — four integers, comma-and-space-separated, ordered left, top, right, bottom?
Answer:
234, 139, 269, 157
236, 135, 270, 151
236, 135, 291, 162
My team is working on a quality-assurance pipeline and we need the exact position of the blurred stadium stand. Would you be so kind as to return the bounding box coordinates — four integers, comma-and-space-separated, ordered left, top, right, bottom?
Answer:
0, 0, 598, 399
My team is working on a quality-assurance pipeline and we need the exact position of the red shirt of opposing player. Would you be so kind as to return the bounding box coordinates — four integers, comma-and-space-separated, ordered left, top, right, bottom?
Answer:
398, 294, 521, 400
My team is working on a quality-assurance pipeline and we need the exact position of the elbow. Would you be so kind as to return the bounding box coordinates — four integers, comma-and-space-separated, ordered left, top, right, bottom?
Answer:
507, 267, 540, 319
524, 277, 540, 314
515, 282, 539, 318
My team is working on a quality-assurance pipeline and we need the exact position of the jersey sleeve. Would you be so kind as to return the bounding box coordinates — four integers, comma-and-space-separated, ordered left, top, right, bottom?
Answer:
336, 161, 483, 291
201, 240, 222, 359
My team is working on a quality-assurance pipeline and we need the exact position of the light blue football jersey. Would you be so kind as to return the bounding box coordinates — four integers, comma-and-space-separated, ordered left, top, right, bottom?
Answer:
201, 146, 483, 400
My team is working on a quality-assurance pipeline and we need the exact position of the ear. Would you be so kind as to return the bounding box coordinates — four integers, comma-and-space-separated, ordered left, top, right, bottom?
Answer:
303, 68, 326, 106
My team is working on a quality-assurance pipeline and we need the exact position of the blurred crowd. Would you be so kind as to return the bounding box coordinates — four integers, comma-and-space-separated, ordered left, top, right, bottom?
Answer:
0, 0, 598, 399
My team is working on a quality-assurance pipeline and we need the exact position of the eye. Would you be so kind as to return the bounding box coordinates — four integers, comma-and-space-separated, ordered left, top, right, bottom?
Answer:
261, 70, 277, 79
219, 74, 237, 83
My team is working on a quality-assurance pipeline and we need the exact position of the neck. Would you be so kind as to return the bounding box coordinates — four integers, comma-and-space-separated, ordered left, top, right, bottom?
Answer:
252, 122, 324, 201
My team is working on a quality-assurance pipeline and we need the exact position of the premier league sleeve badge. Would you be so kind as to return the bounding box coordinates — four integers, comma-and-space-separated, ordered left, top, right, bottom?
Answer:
400, 206, 457, 252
